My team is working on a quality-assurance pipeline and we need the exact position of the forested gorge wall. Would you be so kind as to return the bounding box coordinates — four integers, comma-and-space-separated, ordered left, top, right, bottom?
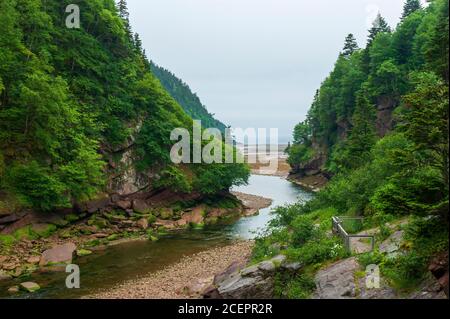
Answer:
288, 0, 449, 181
0, 0, 249, 220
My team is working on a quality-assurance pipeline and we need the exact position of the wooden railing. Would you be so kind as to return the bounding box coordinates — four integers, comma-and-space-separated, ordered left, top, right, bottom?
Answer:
332, 216, 375, 253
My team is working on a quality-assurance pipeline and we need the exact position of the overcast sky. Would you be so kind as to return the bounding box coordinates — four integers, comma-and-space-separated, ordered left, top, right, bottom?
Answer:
126, 0, 421, 143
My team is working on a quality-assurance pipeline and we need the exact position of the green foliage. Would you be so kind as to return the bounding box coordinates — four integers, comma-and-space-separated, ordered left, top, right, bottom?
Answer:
192, 162, 250, 195
274, 1, 449, 296
367, 13, 392, 45
6, 162, 69, 211
0, 234, 16, 246
0, 0, 249, 211
287, 144, 313, 167
150, 63, 227, 132
342, 33, 359, 57
285, 237, 346, 265
274, 273, 316, 299
290, 215, 319, 247
383, 252, 428, 288
401, 0, 422, 21
154, 166, 192, 193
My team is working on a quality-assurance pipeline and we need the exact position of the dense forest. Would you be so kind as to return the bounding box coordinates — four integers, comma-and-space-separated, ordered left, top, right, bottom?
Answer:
150, 63, 227, 132
258, 0, 449, 297
0, 0, 249, 214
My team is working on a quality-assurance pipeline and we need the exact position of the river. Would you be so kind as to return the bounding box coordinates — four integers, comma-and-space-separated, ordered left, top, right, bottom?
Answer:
0, 175, 311, 299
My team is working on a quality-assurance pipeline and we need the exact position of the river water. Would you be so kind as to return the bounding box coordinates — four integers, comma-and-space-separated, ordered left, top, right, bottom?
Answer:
0, 175, 311, 299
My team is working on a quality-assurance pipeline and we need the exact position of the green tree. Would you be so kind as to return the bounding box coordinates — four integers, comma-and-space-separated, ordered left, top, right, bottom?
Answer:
401, 0, 422, 20
401, 72, 449, 191
368, 13, 391, 45
425, 0, 449, 81
342, 33, 359, 57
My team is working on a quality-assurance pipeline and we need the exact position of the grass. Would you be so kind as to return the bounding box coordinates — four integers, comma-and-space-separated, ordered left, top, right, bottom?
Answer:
0, 234, 16, 247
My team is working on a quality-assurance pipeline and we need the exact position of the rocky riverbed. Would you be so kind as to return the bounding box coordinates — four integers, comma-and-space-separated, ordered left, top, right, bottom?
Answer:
0, 191, 275, 296
87, 241, 254, 299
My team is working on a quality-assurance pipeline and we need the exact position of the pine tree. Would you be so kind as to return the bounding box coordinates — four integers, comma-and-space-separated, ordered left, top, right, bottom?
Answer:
117, 0, 129, 21
342, 33, 359, 57
346, 91, 377, 166
426, 0, 449, 82
117, 0, 132, 40
367, 13, 391, 45
401, 0, 422, 20
402, 72, 449, 190
134, 33, 143, 53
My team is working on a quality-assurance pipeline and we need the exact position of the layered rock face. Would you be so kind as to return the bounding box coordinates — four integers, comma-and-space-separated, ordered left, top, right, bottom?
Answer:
202, 255, 302, 299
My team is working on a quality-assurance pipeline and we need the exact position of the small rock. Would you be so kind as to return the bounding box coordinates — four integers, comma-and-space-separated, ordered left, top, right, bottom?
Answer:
159, 209, 173, 220
20, 282, 40, 293
257, 261, 276, 273
116, 200, 131, 210
2, 262, 18, 271
12, 268, 22, 278
8, 286, 19, 294
78, 225, 98, 235
26, 256, 41, 264
136, 218, 149, 230
92, 233, 109, 238
270, 255, 287, 265
77, 249, 93, 257
0, 270, 11, 281
282, 262, 302, 272
0, 255, 8, 264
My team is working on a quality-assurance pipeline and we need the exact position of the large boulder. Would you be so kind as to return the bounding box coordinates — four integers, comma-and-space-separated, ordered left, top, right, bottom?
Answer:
84, 197, 111, 213
132, 199, 151, 214
313, 257, 360, 299
39, 243, 76, 267
203, 255, 286, 299
181, 207, 205, 225
379, 230, 404, 257
429, 251, 449, 297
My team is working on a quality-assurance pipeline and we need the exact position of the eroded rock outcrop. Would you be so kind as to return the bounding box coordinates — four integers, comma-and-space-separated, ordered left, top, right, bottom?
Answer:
203, 255, 288, 299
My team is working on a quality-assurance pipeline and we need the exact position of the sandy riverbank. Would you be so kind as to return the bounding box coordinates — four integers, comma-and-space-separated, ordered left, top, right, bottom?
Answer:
86, 240, 254, 299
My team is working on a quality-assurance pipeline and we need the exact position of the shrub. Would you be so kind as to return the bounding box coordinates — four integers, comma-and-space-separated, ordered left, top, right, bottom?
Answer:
275, 273, 316, 299
290, 215, 319, 247
286, 237, 346, 265
383, 252, 428, 288
6, 162, 68, 211
0, 234, 16, 246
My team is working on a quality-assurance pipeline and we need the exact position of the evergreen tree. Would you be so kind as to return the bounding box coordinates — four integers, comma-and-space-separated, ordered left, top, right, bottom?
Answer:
134, 33, 143, 54
401, 0, 422, 20
368, 13, 391, 45
340, 91, 377, 169
342, 33, 359, 57
117, 0, 132, 40
117, 0, 129, 21
425, 0, 449, 82
402, 72, 449, 190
